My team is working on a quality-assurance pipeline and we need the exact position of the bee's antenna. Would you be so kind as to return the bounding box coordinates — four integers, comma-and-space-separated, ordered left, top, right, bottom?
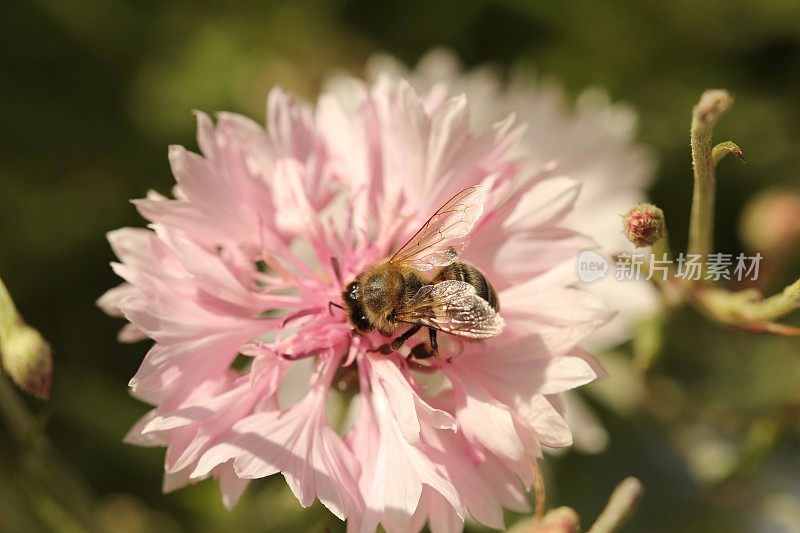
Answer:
331, 256, 343, 285
328, 301, 344, 315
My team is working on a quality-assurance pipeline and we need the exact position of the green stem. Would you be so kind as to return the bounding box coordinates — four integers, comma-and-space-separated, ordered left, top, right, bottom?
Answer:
651, 238, 670, 264
692, 278, 800, 337
0, 372, 95, 528
0, 362, 34, 439
644, 225, 685, 309
741, 278, 800, 322
0, 276, 21, 339
688, 90, 733, 263
587, 477, 644, 533
680, 91, 800, 335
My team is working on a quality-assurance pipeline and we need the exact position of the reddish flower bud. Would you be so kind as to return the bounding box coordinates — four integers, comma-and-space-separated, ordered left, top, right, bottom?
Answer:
622, 203, 666, 247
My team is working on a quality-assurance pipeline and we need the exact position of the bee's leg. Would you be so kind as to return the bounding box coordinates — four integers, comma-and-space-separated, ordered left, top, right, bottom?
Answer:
429, 328, 438, 356
372, 324, 422, 354
409, 329, 438, 360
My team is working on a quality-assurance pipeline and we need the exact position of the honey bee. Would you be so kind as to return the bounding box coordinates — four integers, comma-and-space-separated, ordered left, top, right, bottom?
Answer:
342, 186, 504, 359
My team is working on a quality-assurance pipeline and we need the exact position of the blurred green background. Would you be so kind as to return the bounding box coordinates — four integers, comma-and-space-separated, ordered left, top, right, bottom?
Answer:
3, 1, 800, 531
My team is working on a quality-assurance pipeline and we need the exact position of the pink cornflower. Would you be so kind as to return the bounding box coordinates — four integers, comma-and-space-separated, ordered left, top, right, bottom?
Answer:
99, 75, 611, 531
335, 50, 658, 454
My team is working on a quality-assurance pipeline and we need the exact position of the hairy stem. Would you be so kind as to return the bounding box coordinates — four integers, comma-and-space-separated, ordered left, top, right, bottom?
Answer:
688, 90, 733, 264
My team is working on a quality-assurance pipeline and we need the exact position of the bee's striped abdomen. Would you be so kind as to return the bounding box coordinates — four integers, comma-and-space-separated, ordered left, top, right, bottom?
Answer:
433, 261, 499, 311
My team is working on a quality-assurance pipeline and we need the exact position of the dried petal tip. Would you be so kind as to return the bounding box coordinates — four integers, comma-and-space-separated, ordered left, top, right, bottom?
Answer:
692, 89, 733, 127
1, 323, 53, 399
623, 203, 666, 247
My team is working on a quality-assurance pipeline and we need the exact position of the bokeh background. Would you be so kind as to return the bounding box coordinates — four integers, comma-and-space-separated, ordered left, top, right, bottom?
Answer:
3, 1, 800, 531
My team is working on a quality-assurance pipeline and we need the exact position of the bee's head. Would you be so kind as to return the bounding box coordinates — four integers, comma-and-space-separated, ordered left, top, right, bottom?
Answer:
342, 280, 373, 333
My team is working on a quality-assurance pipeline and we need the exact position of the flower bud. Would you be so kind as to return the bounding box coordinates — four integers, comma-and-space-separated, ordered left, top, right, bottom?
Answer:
1, 322, 53, 399
622, 203, 666, 247
739, 188, 800, 254
0, 277, 52, 399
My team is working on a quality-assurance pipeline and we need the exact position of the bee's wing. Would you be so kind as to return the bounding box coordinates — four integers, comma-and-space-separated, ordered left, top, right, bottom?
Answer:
394, 280, 505, 339
389, 186, 486, 271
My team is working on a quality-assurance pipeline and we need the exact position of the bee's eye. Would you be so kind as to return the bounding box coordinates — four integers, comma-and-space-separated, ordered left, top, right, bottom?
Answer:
357, 316, 373, 332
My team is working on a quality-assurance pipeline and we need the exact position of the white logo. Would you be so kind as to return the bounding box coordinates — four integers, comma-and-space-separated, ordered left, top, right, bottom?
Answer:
577, 250, 608, 283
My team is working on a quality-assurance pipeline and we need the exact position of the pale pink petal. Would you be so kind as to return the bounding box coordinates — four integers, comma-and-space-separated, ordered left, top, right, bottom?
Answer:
102, 59, 623, 527
365, 384, 462, 531
517, 395, 573, 448
448, 335, 599, 398
123, 410, 164, 447
402, 487, 464, 533
421, 423, 529, 529
217, 463, 250, 510
503, 176, 582, 231
194, 385, 363, 521
445, 367, 528, 470
501, 282, 615, 354
369, 357, 455, 443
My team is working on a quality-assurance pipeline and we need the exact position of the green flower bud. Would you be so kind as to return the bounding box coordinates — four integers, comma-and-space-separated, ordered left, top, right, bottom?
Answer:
0, 277, 53, 399
1, 322, 53, 399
